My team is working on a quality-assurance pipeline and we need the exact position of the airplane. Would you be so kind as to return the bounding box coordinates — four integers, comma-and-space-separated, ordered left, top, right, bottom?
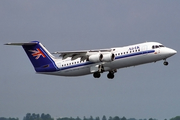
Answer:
5, 41, 177, 79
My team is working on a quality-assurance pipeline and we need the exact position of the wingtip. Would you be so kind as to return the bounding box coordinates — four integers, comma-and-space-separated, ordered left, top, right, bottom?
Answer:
4, 43, 12, 45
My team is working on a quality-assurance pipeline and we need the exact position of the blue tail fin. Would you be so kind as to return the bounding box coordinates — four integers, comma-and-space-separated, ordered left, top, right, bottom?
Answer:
7, 41, 58, 72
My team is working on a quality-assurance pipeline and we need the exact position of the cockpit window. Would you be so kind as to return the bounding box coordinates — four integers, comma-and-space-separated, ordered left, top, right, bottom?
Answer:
152, 45, 165, 49
152, 45, 158, 49
156, 45, 159, 48
159, 45, 164, 47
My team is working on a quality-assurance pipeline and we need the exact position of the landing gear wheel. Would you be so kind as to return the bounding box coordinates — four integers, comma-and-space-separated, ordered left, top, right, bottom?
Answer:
107, 72, 114, 79
163, 61, 169, 66
93, 72, 101, 78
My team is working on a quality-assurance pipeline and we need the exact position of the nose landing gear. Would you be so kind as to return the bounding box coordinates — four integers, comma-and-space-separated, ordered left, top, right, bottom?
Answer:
163, 60, 169, 66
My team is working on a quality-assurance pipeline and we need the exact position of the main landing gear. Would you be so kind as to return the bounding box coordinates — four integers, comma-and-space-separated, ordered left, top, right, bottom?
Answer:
93, 72, 101, 78
93, 64, 116, 79
107, 71, 114, 79
93, 71, 115, 79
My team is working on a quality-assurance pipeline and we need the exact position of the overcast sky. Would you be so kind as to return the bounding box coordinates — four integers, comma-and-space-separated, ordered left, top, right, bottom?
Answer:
1, 1, 180, 120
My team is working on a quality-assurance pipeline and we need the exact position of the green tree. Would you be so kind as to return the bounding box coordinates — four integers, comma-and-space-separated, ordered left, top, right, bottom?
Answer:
8, 118, 19, 120
76, 117, 81, 120
23, 113, 42, 120
41, 113, 46, 120
70, 117, 75, 120
58, 117, 69, 120
90, 116, 94, 120
83, 116, 87, 120
121, 117, 126, 120
170, 116, 180, 120
102, 116, 107, 120
113, 116, 120, 120
108, 116, 113, 120
41, 113, 53, 120
95, 117, 100, 120
0, 117, 8, 120
128, 118, 136, 120
24, 113, 31, 120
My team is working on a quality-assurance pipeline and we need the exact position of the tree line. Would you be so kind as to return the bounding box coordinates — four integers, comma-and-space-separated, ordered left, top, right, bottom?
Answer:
0, 113, 180, 120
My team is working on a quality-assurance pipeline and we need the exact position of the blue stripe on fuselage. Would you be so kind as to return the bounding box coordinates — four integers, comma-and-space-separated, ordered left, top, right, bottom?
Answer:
60, 61, 93, 71
58, 50, 155, 71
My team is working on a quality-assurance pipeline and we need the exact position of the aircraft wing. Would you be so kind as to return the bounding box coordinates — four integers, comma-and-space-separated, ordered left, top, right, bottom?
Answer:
52, 49, 112, 61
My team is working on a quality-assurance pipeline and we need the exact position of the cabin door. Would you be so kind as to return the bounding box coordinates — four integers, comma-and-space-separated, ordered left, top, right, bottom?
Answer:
142, 45, 148, 55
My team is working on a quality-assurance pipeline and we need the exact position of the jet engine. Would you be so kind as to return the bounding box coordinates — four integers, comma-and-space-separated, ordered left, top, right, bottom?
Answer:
88, 53, 103, 62
101, 53, 115, 62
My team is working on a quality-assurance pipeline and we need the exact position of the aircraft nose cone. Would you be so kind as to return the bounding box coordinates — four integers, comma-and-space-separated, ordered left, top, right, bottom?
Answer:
168, 48, 177, 56
162, 48, 177, 58
170, 49, 177, 55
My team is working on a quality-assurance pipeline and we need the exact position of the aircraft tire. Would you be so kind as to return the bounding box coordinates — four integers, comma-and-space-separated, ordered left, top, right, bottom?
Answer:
93, 72, 101, 78
163, 61, 169, 66
107, 72, 114, 79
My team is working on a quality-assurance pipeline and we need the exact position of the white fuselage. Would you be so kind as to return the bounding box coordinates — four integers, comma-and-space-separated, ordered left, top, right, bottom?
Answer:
41, 42, 177, 76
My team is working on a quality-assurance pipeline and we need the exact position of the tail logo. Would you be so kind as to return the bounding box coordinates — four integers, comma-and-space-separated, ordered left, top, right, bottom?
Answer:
29, 48, 46, 59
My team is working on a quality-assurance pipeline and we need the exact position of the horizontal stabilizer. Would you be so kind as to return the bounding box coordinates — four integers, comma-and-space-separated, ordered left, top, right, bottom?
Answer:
5, 42, 37, 46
